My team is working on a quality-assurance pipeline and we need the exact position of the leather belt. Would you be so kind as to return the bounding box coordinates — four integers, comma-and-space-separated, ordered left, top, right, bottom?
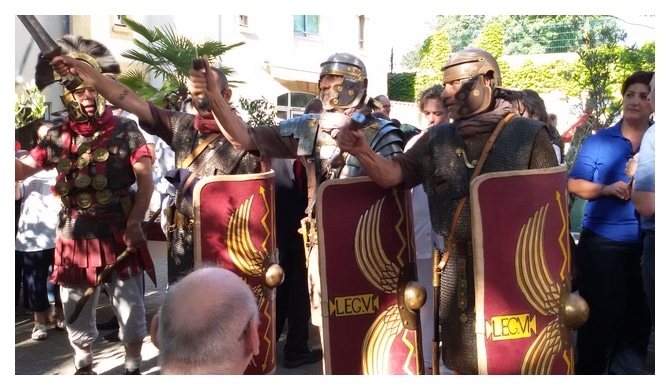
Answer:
444, 236, 473, 258
69, 209, 126, 224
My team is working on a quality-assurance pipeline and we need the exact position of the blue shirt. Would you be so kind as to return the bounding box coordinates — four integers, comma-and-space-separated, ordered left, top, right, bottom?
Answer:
634, 124, 655, 231
569, 119, 642, 243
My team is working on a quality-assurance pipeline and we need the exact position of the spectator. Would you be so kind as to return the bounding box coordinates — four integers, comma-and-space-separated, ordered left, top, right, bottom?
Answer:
373, 94, 392, 119
629, 73, 655, 325
567, 70, 654, 375
150, 267, 260, 374
15, 120, 64, 340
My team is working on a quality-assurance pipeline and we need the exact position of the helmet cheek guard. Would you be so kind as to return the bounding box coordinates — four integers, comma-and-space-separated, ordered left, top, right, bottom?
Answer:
455, 76, 493, 118
320, 77, 367, 110
61, 87, 108, 123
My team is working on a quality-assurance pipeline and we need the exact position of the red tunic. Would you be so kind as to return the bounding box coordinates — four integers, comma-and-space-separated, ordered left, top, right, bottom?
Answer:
30, 109, 154, 287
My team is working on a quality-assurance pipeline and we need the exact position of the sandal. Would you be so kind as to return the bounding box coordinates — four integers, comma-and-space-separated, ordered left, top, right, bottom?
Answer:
32, 324, 47, 341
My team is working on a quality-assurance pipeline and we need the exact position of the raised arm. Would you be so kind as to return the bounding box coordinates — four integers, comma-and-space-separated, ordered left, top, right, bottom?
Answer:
188, 58, 256, 150
50, 55, 155, 126
326, 111, 404, 188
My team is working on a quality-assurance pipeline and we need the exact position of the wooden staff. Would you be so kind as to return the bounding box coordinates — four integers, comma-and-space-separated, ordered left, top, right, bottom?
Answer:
67, 210, 160, 324
432, 248, 441, 375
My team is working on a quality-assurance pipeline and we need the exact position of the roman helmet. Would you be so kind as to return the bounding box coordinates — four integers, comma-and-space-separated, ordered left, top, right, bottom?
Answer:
319, 53, 368, 110
35, 35, 121, 123
441, 48, 501, 118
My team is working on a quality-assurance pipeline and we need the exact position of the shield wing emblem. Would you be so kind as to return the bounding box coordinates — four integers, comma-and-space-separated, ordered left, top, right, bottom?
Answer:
317, 176, 425, 375
471, 166, 588, 374
193, 171, 281, 375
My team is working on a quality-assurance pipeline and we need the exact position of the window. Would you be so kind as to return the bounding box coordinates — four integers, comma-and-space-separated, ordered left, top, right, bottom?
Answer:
239, 15, 249, 27
276, 92, 317, 119
293, 15, 319, 36
114, 15, 126, 26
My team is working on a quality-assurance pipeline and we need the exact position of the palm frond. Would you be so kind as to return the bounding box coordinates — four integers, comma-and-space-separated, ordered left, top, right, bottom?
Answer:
118, 17, 245, 109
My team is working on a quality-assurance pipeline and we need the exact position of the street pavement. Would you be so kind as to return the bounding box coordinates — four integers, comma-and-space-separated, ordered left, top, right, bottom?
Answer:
14, 241, 323, 375
15, 241, 655, 376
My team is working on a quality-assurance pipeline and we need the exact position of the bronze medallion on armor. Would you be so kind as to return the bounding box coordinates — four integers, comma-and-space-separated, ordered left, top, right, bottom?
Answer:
76, 192, 92, 209
76, 153, 90, 169
93, 148, 109, 163
77, 142, 91, 155
91, 175, 108, 190
96, 189, 113, 205
74, 175, 91, 188
54, 180, 70, 196
57, 158, 72, 173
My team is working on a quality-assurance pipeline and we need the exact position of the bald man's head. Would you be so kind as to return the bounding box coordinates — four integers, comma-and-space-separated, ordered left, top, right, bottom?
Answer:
152, 267, 259, 374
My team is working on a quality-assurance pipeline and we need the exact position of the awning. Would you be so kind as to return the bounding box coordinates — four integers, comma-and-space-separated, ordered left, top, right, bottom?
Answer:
229, 65, 289, 101
269, 65, 319, 84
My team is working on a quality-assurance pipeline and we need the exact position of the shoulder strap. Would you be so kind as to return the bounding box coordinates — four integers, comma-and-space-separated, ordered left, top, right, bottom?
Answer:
438, 112, 516, 270
179, 133, 219, 169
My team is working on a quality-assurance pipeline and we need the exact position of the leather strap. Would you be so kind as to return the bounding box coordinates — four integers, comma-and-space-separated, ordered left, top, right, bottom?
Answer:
179, 133, 219, 169
437, 112, 515, 270
174, 133, 221, 211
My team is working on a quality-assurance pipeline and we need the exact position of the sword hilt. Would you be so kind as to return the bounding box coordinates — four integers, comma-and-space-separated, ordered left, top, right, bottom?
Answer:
62, 75, 84, 92
192, 58, 211, 111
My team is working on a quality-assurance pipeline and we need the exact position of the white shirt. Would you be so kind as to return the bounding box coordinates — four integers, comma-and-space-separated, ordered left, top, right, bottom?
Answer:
15, 168, 60, 252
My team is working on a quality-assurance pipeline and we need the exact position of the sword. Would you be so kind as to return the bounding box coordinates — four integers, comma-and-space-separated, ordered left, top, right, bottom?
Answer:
17, 15, 83, 91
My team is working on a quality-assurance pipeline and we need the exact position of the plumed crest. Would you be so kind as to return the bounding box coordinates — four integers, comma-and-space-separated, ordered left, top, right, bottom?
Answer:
35, 35, 120, 91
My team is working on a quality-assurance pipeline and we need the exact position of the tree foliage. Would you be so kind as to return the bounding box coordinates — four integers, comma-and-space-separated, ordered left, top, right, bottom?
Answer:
118, 16, 244, 110
237, 96, 277, 127
432, 15, 487, 52
415, 30, 451, 100
474, 22, 503, 58
388, 72, 415, 102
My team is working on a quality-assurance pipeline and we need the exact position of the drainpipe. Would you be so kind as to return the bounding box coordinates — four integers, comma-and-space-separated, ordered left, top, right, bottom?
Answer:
61, 15, 70, 35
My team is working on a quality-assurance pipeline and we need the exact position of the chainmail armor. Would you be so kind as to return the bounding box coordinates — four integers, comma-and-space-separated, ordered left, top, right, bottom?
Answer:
166, 112, 262, 284
415, 116, 557, 374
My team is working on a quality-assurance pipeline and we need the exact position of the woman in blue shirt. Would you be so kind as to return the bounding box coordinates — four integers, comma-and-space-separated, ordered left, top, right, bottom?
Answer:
567, 70, 654, 374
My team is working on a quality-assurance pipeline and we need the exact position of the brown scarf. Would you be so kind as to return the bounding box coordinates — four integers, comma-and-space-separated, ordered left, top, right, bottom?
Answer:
455, 99, 514, 137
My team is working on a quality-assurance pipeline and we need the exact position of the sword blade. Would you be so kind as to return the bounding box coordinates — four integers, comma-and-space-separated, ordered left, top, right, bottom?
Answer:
17, 15, 83, 91
17, 15, 61, 59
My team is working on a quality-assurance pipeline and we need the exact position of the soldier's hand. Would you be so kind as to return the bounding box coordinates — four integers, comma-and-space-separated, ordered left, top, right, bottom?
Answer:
50, 55, 78, 78
188, 56, 219, 99
123, 221, 146, 253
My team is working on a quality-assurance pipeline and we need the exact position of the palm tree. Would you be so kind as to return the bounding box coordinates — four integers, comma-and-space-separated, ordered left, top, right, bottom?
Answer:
117, 16, 244, 111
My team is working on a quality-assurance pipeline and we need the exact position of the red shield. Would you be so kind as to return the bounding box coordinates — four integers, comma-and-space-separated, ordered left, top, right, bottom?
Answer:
193, 172, 280, 375
317, 177, 424, 375
471, 166, 585, 374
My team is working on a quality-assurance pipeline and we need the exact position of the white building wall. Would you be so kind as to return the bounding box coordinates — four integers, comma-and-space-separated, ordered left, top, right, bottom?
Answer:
16, 15, 391, 114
